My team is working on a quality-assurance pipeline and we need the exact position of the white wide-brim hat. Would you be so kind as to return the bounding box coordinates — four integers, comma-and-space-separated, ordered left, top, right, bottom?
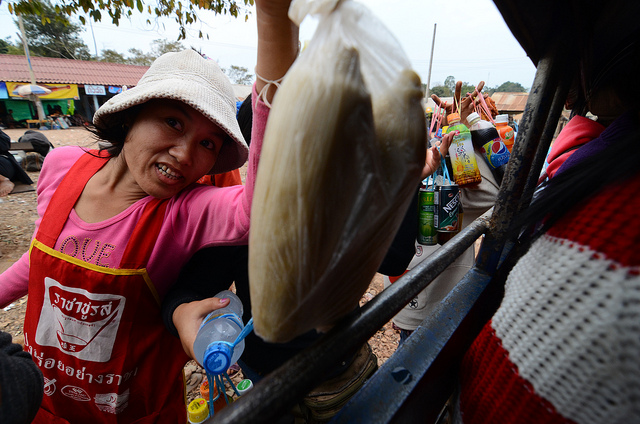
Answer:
93, 49, 249, 175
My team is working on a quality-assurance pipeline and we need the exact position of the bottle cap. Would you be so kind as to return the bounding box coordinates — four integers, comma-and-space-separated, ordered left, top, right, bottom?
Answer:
495, 114, 508, 123
447, 112, 461, 125
187, 398, 209, 423
199, 380, 210, 399
203, 343, 233, 375
466, 112, 481, 125
237, 379, 253, 396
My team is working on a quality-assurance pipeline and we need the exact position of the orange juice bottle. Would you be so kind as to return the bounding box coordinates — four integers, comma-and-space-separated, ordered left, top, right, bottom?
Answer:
445, 113, 482, 186
495, 114, 515, 153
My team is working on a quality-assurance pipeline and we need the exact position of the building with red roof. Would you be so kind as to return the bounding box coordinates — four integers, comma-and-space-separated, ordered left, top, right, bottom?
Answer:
0, 54, 149, 126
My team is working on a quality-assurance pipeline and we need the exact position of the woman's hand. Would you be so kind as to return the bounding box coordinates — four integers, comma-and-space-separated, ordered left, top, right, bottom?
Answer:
173, 297, 230, 361
421, 131, 455, 179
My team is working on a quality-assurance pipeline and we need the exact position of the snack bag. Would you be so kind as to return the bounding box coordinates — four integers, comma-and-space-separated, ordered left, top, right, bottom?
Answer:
249, 0, 426, 342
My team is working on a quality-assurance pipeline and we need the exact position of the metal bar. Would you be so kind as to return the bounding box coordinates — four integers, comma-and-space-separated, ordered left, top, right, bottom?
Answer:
210, 215, 491, 423
476, 38, 578, 274
330, 268, 493, 423
518, 79, 573, 213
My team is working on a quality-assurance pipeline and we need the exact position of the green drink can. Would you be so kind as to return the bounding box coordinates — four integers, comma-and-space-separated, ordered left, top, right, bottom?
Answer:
435, 184, 460, 232
417, 188, 437, 245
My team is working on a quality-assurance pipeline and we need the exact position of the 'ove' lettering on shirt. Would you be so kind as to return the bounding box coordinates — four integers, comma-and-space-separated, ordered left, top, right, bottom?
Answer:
59, 236, 116, 268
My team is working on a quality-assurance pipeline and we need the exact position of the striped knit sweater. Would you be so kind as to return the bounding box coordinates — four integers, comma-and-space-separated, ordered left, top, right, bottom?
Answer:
456, 170, 640, 424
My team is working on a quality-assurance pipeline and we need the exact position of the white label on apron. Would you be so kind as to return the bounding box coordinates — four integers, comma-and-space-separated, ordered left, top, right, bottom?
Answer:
36, 277, 126, 362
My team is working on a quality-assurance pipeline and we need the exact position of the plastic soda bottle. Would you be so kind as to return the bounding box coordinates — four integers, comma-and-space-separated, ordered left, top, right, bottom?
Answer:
193, 290, 245, 375
467, 112, 510, 184
495, 114, 515, 153
445, 113, 482, 186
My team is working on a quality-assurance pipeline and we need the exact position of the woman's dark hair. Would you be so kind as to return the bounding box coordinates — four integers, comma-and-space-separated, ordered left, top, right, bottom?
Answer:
237, 94, 253, 146
87, 104, 144, 158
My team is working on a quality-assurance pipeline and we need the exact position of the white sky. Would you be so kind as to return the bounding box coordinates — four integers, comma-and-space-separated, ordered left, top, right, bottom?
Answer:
0, 0, 537, 89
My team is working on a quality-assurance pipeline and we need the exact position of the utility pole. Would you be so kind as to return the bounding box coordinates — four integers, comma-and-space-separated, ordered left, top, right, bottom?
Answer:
17, 15, 47, 122
425, 23, 437, 102
90, 18, 98, 57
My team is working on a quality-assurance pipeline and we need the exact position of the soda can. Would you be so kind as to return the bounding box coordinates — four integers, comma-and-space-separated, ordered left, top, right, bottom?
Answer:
435, 184, 460, 232
417, 188, 437, 245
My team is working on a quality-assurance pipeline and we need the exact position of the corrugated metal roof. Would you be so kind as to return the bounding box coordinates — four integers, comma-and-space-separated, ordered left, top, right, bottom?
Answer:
0, 54, 148, 86
490, 92, 529, 113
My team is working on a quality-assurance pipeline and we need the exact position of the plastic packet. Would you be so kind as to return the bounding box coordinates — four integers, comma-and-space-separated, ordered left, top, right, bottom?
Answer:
249, 0, 426, 343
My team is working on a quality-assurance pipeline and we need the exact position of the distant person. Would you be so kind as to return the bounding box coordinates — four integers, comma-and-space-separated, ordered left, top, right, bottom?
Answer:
2, 110, 18, 129
0, 129, 33, 197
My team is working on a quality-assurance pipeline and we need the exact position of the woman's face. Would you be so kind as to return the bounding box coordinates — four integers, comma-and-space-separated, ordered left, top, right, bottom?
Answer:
121, 99, 225, 198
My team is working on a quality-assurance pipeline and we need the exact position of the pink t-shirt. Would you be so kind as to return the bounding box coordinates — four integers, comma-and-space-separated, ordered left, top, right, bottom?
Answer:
0, 87, 268, 306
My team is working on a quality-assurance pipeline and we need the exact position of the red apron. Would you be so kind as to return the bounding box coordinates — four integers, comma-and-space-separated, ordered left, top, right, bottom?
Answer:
23, 151, 190, 423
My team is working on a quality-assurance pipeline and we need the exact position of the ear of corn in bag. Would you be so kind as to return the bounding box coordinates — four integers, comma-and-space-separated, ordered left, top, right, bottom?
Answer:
249, 0, 426, 343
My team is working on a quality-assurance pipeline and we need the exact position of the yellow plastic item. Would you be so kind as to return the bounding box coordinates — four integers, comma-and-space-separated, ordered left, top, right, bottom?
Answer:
187, 398, 209, 423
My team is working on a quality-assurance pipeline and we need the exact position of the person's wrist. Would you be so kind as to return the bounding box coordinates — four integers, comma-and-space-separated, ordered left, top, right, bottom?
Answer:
172, 303, 190, 332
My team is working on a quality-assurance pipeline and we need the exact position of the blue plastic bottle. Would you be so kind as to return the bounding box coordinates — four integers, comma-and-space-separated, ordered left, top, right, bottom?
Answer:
192, 290, 245, 375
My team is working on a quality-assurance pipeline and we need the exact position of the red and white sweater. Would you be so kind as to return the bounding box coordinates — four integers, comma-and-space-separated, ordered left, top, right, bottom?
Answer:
456, 172, 640, 424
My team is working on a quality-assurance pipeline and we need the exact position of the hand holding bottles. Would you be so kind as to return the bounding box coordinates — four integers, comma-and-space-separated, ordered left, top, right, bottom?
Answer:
192, 290, 246, 375
421, 131, 454, 179
431, 80, 487, 125
173, 296, 232, 361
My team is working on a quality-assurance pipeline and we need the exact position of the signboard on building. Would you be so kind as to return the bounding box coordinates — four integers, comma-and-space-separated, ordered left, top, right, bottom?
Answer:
85, 85, 106, 96
6, 82, 79, 100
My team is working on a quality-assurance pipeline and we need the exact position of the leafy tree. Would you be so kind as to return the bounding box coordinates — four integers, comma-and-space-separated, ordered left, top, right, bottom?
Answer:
444, 76, 456, 94
126, 48, 155, 66
150, 39, 186, 57
7, 0, 255, 41
17, 1, 92, 60
99, 49, 127, 63
459, 82, 476, 97
430, 85, 451, 98
493, 81, 527, 93
1, 36, 33, 55
225, 65, 253, 85
99, 39, 185, 64
0, 39, 11, 54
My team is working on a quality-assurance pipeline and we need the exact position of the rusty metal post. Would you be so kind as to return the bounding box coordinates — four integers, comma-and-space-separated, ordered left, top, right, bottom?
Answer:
476, 39, 579, 275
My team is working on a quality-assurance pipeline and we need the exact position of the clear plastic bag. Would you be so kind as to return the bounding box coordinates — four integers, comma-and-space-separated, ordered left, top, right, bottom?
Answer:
249, 0, 426, 342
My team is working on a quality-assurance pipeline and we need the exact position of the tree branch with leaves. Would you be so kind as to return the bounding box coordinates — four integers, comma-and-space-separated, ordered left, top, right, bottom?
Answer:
5, 0, 255, 40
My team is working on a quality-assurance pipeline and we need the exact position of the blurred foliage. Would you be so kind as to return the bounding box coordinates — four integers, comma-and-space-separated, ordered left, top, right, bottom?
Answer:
430, 75, 529, 101
6, 0, 255, 41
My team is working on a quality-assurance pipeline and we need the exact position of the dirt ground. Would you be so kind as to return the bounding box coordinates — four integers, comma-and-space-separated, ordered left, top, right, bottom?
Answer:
0, 127, 400, 404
